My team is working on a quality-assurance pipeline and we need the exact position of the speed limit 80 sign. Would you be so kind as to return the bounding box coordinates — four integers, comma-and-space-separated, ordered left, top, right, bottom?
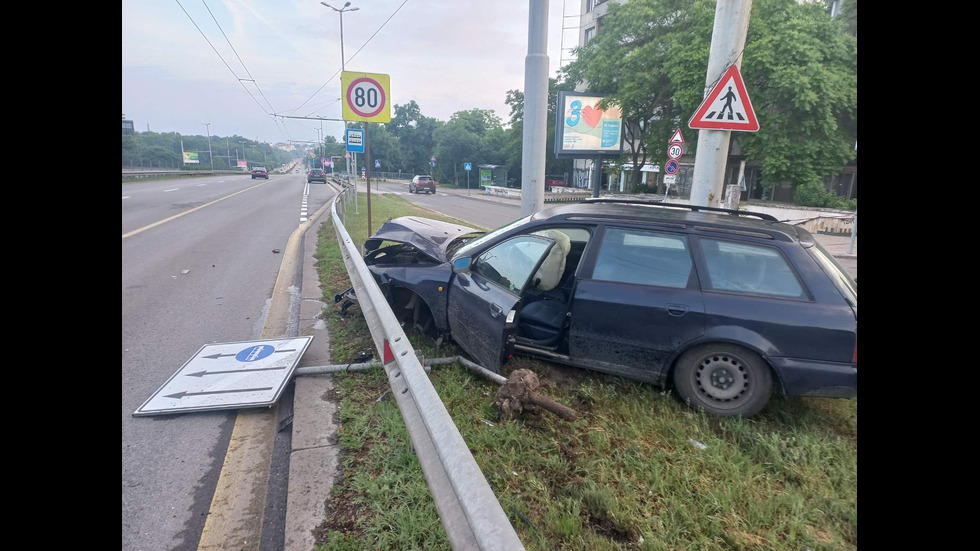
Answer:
341, 71, 391, 123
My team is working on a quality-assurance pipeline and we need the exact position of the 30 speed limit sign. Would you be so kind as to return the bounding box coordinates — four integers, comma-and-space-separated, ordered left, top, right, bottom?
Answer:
668, 144, 683, 159
341, 71, 391, 123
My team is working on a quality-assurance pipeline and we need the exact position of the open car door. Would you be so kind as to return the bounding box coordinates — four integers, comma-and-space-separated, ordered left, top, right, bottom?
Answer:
447, 234, 555, 373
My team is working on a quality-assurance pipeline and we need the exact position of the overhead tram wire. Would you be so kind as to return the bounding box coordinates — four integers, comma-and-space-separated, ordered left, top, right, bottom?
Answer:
175, 0, 290, 142
288, 0, 411, 116
201, 0, 293, 142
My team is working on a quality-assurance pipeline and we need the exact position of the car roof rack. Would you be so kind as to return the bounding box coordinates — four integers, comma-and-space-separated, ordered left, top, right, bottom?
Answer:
580, 198, 779, 222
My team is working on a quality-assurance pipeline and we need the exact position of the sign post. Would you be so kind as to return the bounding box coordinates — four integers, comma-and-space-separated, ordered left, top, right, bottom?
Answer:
342, 70, 391, 236
464, 162, 472, 195
663, 129, 685, 197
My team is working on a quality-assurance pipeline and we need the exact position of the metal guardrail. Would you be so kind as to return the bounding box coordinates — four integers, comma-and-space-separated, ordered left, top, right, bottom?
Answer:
121, 169, 247, 178
329, 183, 525, 551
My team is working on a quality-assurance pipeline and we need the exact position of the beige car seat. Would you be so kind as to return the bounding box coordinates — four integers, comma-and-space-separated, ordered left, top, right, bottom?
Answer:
532, 230, 571, 291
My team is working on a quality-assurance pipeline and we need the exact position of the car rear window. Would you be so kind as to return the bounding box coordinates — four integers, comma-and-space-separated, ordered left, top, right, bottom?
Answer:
699, 238, 805, 299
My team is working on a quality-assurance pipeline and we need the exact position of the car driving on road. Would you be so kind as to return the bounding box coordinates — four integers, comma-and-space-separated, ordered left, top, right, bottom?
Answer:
409, 175, 436, 194
361, 199, 857, 417
308, 168, 327, 184
251, 166, 268, 179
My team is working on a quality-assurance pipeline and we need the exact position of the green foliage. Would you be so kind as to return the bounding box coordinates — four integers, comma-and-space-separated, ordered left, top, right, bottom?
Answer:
433, 109, 507, 186
561, 0, 857, 201
387, 101, 441, 174
503, 79, 576, 185
313, 195, 858, 551
793, 181, 856, 210
121, 131, 292, 170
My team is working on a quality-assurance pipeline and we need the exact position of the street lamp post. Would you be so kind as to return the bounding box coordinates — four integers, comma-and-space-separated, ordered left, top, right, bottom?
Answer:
320, 2, 359, 71
202, 122, 213, 172
322, 1, 363, 221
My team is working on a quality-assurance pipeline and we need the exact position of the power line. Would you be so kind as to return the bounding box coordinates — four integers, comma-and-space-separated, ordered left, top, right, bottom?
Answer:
201, 0, 281, 122
175, 0, 290, 142
291, 0, 411, 115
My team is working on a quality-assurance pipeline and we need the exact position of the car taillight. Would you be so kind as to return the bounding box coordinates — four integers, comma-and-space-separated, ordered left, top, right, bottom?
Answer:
852, 338, 857, 364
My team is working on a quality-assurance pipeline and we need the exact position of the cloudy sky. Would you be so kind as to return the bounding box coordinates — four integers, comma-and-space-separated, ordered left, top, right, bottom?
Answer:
122, 0, 580, 145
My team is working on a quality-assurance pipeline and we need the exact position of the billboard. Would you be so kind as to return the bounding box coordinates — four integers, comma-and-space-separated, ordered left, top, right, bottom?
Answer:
554, 92, 624, 158
237, 159, 247, 168
183, 151, 200, 164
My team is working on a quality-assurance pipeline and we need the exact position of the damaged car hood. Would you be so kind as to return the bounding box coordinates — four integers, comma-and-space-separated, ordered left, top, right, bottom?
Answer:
364, 216, 480, 262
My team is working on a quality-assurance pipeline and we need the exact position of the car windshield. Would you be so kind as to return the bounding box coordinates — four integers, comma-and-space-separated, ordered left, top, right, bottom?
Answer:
452, 214, 532, 261
254, 167, 266, 171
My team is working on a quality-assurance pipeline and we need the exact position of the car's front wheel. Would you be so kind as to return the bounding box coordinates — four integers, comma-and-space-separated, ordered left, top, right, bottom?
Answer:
672, 343, 772, 417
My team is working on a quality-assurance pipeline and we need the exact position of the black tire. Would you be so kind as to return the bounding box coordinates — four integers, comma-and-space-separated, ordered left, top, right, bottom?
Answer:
672, 343, 772, 417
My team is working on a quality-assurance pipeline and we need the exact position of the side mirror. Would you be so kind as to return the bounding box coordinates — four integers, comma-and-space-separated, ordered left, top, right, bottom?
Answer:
452, 257, 471, 273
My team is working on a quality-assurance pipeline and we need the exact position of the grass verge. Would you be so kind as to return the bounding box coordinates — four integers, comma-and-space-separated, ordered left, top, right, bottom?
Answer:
312, 191, 857, 551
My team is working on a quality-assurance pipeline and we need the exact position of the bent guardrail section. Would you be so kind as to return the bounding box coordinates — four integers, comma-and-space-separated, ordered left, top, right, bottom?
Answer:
330, 184, 525, 551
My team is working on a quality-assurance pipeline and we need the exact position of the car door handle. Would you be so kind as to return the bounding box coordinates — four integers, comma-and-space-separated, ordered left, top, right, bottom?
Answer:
666, 304, 689, 316
490, 303, 503, 318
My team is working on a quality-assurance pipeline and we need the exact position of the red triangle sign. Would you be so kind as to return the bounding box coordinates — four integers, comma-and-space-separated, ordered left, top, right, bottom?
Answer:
688, 64, 759, 132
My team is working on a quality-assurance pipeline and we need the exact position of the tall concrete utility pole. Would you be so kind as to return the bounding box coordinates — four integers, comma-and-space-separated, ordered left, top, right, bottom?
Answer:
689, 0, 752, 207
520, 0, 549, 216
202, 122, 213, 172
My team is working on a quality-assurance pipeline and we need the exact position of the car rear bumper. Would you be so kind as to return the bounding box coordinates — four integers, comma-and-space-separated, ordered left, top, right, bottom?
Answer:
769, 357, 857, 398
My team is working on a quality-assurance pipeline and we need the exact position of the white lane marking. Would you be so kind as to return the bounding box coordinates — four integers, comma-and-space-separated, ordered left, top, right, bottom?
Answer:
122, 196, 130, 199
123, 182, 267, 239
164, 188, 179, 192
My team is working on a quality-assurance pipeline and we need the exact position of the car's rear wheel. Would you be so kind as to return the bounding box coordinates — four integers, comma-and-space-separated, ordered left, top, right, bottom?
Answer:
672, 343, 772, 417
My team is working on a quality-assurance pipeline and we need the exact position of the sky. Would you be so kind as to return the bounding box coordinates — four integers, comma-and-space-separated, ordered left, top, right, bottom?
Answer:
122, 0, 582, 145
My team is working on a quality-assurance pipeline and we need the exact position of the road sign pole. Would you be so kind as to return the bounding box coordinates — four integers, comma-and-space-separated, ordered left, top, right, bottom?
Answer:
365, 124, 372, 237
689, 0, 752, 207
467, 170, 470, 196
592, 155, 601, 198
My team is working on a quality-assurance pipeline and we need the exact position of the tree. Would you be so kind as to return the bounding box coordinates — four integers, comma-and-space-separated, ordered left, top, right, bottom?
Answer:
388, 101, 439, 174
561, 0, 857, 198
364, 123, 401, 175
503, 78, 575, 187
433, 109, 503, 185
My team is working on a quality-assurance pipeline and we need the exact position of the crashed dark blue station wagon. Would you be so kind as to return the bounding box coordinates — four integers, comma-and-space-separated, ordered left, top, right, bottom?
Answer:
362, 200, 857, 417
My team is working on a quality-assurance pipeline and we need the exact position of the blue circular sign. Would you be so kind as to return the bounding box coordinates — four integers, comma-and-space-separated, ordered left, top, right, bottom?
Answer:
665, 160, 679, 175
236, 345, 275, 362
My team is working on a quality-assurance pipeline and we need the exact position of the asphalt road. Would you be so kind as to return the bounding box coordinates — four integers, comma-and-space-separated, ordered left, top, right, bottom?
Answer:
122, 169, 335, 551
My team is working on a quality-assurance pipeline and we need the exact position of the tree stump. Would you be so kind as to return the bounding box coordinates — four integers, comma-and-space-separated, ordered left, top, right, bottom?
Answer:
494, 369, 579, 421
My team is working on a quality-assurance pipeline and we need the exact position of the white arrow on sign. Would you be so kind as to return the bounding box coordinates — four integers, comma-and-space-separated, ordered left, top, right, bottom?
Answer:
133, 336, 313, 416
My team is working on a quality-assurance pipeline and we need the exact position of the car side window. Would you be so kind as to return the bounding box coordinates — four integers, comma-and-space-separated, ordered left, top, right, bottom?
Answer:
592, 228, 693, 288
472, 235, 552, 295
699, 238, 805, 298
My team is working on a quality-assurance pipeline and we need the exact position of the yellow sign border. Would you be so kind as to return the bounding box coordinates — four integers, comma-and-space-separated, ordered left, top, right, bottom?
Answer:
341, 71, 391, 123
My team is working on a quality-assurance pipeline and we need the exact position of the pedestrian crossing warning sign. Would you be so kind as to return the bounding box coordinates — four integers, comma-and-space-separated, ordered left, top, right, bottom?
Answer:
689, 64, 759, 132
